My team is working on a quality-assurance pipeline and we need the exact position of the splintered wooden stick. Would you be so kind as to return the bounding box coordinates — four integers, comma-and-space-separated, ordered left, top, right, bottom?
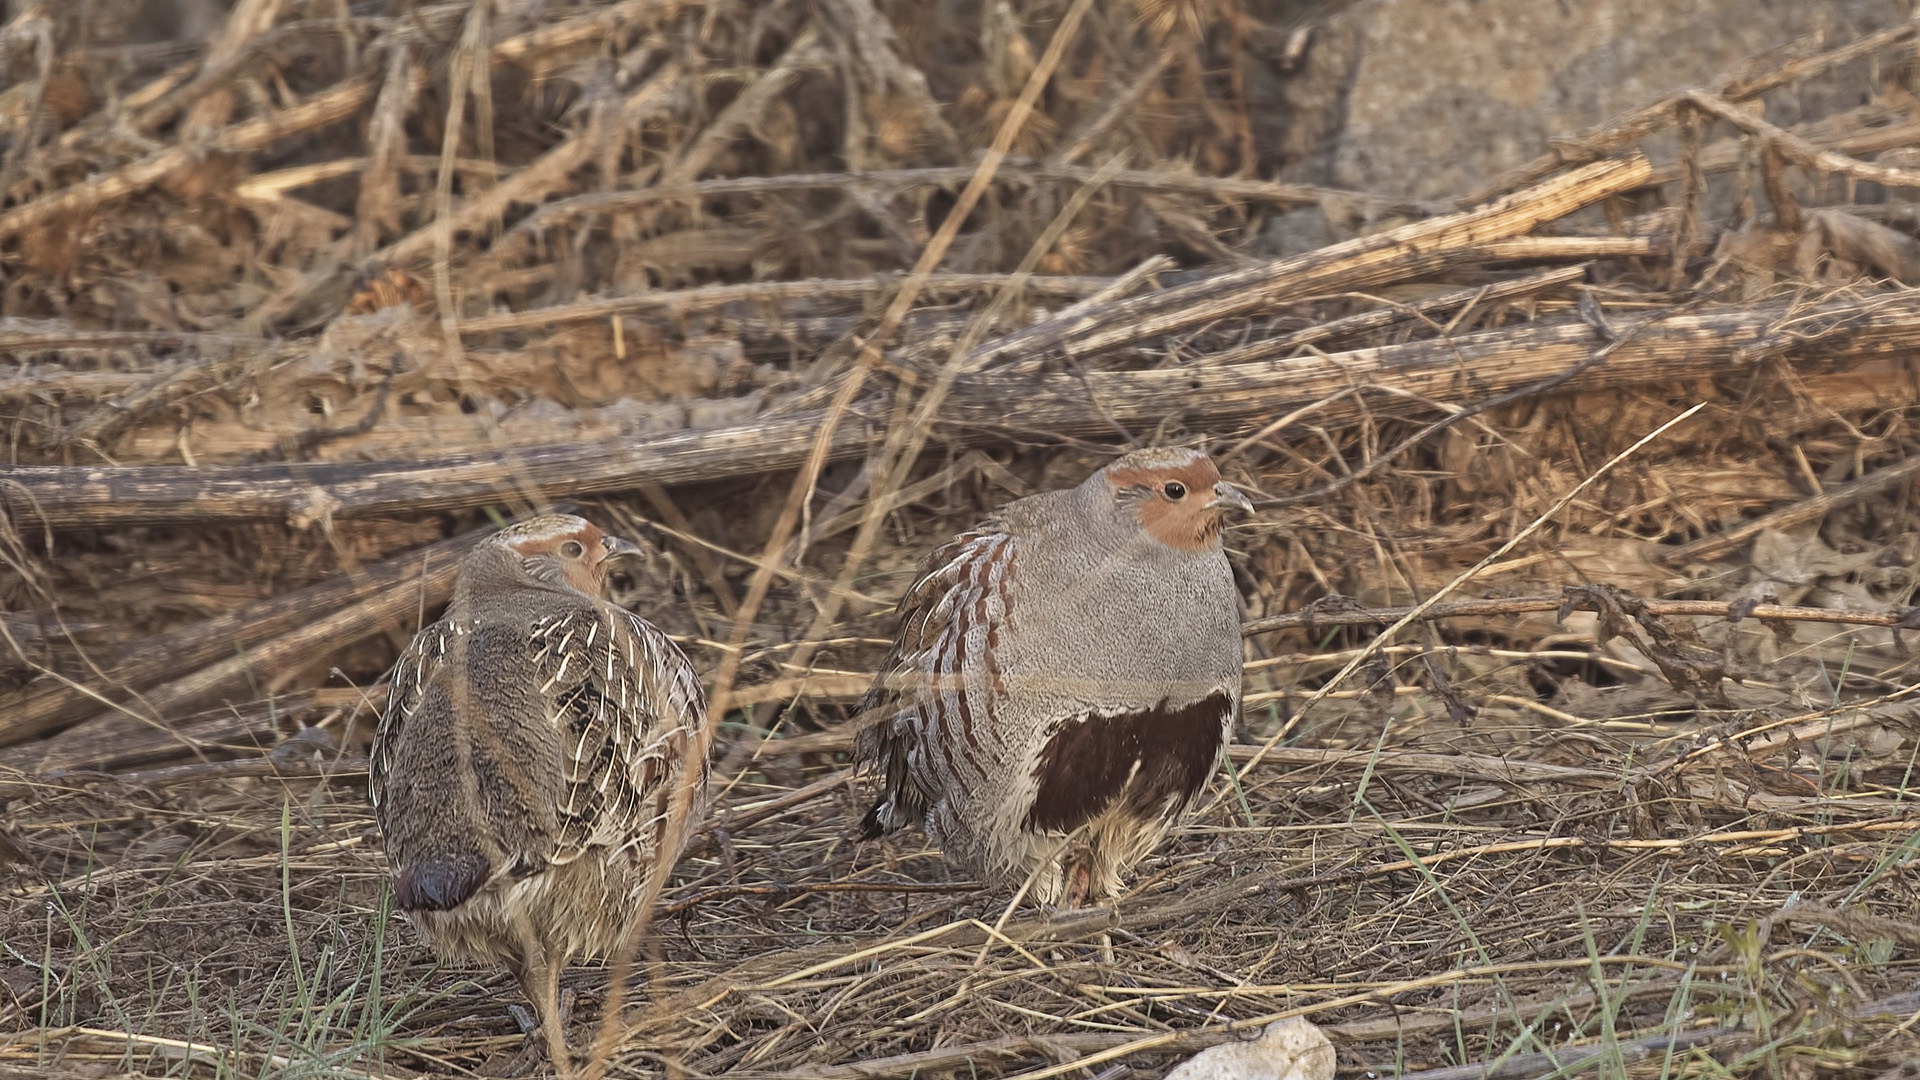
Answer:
502, 161, 1434, 240
1238, 592, 1920, 635
15, 288, 1920, 530
1685, 89, 1920, 189
0, 688, 366, 779
1187, 265, 1588, 368
0, 78, 376, 241
454, 273, 1111, 335
940, 290, 1920, 432
965, 153, 1654, 367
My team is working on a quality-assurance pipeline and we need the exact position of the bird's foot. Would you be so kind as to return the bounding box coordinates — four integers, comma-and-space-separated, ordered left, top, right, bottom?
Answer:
1059, 843, 1096, 910
491, 994, 580, 1077
487, 1041, 546, 1078
486, 1007, 551, 1078
1039, 899, 1116, 926
491, 1035, 579, 1078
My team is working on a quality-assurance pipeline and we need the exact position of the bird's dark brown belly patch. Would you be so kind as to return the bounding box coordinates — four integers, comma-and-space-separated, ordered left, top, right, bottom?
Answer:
1024, 692, 1231, 833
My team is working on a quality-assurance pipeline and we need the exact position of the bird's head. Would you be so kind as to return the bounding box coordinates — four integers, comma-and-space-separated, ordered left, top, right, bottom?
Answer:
483, 513, 641, 598
1098, 446, 1254, 551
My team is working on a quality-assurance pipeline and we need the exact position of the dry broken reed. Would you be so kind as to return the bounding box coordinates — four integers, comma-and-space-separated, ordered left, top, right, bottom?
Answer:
4, 1, 1920, 1078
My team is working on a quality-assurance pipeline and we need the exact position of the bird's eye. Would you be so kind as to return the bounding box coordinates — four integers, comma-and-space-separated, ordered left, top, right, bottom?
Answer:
1163, 481, 1187, 500
560, 540, 586, 559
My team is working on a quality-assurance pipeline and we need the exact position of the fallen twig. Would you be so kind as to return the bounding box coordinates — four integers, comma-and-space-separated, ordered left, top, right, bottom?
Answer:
966, 154, 1654, 367
1239, 591, 1920, 635
0, 528, 479, 748
1659, 455, 1920, 564
1383, 1028, 1735, 1080
1685, 89, 1920, 190
501, 160, 1439, 242
1193, 265, 1589, 368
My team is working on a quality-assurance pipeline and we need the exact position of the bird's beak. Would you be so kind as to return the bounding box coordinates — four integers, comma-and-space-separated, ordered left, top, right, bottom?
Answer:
1209, 482, 1255, 515
602, 535, 643, 560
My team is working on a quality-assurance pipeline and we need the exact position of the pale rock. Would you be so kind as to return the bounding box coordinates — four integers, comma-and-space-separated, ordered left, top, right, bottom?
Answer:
1163, 1018, 1336, 1080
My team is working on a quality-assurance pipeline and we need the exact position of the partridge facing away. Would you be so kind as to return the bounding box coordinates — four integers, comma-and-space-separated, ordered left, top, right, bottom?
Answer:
369, 514, 708, 1070
855, 447, 1252, 906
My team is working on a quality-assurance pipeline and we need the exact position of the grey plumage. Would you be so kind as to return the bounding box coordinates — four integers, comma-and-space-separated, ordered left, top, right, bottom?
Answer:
368, 514, 708, 1069
856, 447, 1251, 905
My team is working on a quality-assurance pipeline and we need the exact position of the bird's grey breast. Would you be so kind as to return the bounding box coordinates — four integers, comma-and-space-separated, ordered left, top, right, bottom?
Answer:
1002, 520, 1240, 707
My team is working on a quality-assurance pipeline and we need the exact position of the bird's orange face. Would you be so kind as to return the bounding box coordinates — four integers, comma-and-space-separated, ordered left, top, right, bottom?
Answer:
1106, 450, 1255, 552
498, 515, 640, 597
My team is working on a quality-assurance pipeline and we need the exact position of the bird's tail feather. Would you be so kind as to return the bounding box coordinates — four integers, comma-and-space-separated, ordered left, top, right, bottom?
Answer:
393, 851, 491, 911
858, 800, 901, 841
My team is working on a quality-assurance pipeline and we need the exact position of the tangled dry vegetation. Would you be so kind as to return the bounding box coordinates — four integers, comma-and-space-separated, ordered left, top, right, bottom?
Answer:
4, 0, 1920, 1077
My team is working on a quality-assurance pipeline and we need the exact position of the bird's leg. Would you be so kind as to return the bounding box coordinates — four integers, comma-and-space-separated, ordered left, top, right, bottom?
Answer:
1059, 841, 1096, 910
510, 914, 573, 1078
523, 960, 571, 1077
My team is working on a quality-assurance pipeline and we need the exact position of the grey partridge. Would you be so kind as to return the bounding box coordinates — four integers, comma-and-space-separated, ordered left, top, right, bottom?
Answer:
856, 447, 1252, 906
369, 514, 708, 1071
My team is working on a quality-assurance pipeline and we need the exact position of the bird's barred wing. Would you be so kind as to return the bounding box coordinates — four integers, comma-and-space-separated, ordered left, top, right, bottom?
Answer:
856, 526, 1014, 837
532, 606, 710, 866
368, 620, 514, 912
367, 622, 444, 817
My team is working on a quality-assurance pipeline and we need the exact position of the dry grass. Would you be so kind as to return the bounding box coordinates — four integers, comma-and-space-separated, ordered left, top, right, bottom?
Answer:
4, 1, 1920, 1077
